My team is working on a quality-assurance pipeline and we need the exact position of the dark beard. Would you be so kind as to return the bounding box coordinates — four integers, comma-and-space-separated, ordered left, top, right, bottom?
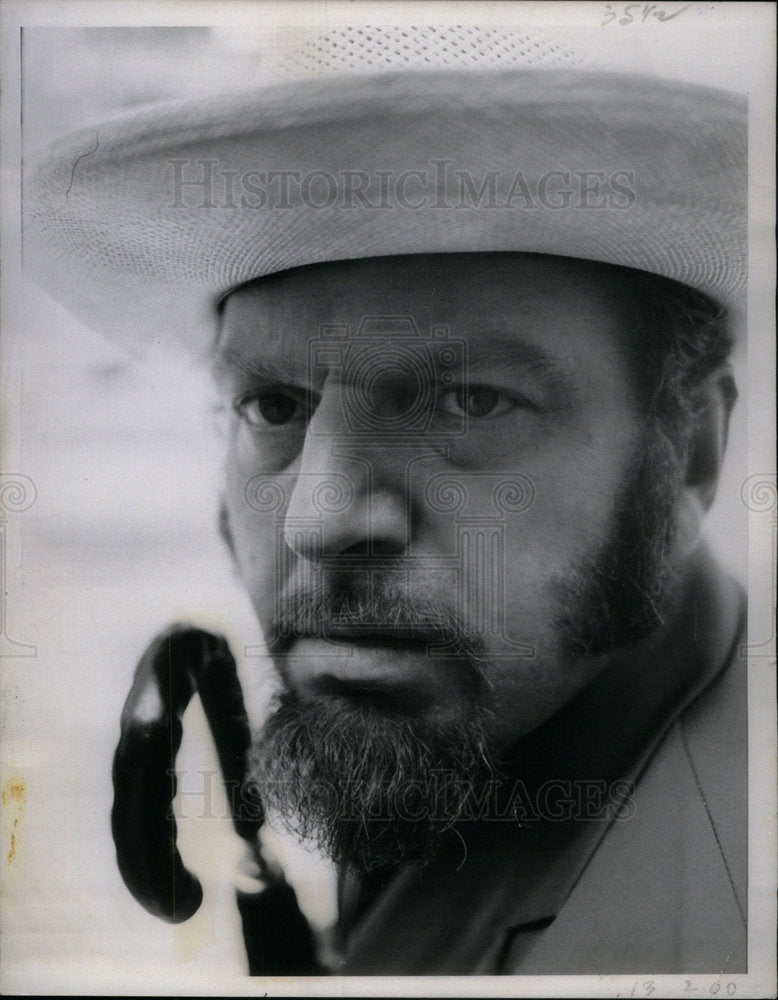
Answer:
554, 422, 684, 661
246, 425, 684, 874
248, 692, 496, 872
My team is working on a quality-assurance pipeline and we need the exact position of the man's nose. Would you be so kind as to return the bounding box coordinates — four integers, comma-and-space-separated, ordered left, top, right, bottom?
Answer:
282, 386, 409, 561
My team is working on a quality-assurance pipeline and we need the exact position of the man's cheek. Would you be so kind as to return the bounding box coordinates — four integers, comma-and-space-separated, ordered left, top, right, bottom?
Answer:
241, 522, 281, 616
224, 474, 281, 610
497, 559, 558, 649
493, 521, 600, 653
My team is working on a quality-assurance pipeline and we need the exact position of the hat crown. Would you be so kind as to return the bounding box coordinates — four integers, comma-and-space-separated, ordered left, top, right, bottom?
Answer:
266, 24, 587, 78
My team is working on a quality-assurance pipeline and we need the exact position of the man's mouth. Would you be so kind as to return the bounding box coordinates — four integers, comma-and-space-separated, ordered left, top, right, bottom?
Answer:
274, 629, 477, 716
270, 618, 459, 656
303, 669, 438, 715
280, 629, 448, 665
316, 626, 451, 649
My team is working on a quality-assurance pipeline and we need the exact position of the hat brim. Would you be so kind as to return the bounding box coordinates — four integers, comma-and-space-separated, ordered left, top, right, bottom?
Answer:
24, 68, 747, 355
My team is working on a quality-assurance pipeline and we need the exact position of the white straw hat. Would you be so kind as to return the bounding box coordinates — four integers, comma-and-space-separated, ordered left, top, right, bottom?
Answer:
24, 26, 747, 356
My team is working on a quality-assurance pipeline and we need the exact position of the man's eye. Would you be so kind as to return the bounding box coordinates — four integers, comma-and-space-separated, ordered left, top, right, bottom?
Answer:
234, 390, 307, 427
438, 386, 517, 419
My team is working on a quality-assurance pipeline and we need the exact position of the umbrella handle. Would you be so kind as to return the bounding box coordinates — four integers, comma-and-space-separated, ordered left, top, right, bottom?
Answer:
111, 624, 322, 972
111, 624, 261, 922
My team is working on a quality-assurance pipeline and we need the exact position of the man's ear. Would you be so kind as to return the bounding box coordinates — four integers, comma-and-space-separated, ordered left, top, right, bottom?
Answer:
675, 365, 737, 554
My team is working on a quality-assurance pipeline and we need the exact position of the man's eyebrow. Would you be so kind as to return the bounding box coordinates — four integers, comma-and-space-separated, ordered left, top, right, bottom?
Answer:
212, 347, 310, 385
464, 338, 577, 389
212, 337, 578, 390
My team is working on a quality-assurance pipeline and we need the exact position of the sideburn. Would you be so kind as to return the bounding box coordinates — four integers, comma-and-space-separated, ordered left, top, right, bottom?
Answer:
554, 421, 686, 662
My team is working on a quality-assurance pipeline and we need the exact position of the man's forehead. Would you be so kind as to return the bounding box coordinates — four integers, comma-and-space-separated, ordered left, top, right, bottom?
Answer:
221, 252, 625, 307
217, 252, 634, 360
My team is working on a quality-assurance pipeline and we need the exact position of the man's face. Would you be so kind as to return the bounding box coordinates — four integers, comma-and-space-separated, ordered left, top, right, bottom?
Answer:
218, 254, 650, 751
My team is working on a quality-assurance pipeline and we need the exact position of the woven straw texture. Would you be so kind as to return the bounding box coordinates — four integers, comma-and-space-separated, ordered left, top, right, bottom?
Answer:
24, 31, 746, 355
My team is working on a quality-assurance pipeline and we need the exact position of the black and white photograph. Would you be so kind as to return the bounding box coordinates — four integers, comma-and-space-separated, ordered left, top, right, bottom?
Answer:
1, 1, 775, 994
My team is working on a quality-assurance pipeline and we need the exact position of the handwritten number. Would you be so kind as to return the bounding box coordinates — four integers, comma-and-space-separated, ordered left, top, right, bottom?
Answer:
655, 4, 692, 20
622, 983, 736, 997
603, 3, 691, 24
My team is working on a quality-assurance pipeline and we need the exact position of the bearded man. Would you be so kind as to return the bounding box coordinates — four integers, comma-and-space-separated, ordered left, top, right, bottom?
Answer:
25, 35, 747, 976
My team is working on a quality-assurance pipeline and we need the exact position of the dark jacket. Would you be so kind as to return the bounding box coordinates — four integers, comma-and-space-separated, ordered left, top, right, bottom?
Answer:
338, 546, 747, 974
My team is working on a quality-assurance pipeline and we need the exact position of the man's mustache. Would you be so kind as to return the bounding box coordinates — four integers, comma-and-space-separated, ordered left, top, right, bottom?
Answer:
267, 579, 488, 664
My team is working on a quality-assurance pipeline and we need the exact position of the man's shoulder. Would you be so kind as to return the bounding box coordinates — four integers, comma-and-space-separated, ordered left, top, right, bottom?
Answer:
674, 599, 748, 922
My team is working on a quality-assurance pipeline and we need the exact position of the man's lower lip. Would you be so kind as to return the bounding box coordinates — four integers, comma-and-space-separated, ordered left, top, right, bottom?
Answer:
279, 636, 448, 686
317, 634, 437, 649
282, 635, 436, 659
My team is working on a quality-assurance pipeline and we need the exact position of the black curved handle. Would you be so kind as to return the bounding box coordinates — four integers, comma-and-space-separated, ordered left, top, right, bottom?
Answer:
111, 624, 322, 973
111, 625, 261, 922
